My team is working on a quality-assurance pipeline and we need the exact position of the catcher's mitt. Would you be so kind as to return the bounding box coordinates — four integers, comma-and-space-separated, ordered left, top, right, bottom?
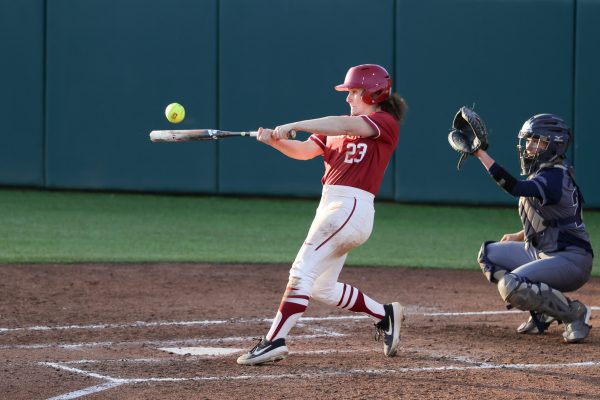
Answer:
448, 106, 489, 170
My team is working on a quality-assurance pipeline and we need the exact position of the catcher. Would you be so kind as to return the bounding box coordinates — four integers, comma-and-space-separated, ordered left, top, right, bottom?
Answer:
449, 108, 594, 343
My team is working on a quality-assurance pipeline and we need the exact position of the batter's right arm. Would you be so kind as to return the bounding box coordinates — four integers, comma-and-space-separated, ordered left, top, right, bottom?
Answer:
256, 127, 323, 160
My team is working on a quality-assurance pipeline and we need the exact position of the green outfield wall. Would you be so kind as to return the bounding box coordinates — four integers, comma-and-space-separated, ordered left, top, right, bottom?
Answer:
1, 0, 598, 207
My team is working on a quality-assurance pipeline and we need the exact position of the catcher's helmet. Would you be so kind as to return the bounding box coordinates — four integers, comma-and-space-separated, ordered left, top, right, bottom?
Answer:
517, 114, 571, 175
335, 64, 392, 105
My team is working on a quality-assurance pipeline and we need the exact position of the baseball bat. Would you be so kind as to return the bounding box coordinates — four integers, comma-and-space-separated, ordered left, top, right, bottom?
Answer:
149, 129, 296, 142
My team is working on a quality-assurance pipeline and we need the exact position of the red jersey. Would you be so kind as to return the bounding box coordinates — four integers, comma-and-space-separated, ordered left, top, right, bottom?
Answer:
309, 111, 399, 196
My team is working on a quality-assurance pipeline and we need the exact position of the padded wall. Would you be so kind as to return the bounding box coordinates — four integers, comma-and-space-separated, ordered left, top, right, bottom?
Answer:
45, 0, 218, 192
395, 0, 574, 205
1, 0, 597, 207
218, 0, 396, 198
574, 0, 600, 207
0, 0, 45, 186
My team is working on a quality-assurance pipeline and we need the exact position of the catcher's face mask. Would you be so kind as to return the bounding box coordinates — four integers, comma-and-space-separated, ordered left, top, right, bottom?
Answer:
518, 132, 567, 175
517, 114, 571, 175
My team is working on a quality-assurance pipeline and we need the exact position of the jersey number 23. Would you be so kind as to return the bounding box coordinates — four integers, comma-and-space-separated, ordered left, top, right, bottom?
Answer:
344, 143, 367, 164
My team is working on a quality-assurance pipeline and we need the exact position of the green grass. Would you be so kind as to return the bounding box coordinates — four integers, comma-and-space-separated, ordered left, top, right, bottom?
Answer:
0, 189, 598, 275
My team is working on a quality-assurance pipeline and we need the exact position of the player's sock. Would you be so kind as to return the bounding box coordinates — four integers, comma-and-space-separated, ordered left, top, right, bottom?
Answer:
266, 285, 309, 341
336, 283, 385, 321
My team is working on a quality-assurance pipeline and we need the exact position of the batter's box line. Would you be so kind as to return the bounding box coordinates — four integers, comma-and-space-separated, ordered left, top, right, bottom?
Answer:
40, 359, 600, 400
8, 307, 600, 334
5, 307, 600, 334
0, 332, 350, 350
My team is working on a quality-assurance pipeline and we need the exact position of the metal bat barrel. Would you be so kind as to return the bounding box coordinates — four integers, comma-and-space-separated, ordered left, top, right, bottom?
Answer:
149, 129, 296, 142
148, 130, 255, 142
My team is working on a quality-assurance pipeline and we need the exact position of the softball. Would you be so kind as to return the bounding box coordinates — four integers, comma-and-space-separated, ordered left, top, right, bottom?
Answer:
165, 103, 185, 124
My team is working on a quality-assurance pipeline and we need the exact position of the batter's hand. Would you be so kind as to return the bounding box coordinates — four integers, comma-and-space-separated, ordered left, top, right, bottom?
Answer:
256, 127, 277, 145
273, 123, 296, 140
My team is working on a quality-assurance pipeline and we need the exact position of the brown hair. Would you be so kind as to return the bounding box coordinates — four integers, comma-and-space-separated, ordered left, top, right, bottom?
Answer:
380, 93, 407, 122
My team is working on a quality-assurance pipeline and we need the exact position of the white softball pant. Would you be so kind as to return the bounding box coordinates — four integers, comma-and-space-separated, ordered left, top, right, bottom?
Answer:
288, 184, 375, 306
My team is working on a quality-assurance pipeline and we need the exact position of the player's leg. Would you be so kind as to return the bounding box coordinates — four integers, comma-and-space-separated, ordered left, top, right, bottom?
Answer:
309, 193, 404, 357
262, 199, 362, 343
237, 212, 324, 365
311, 264, 404, 357
498, 249, 593, 342
478, 240, 535, 283
238, 190, 365, 365
312, 255, 384, 319
266, 188, 390, 350
477, 240, 552, 332
479, 241, 560, 334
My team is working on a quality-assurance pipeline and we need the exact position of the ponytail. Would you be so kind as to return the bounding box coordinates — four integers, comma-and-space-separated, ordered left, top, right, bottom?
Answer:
380, 93, 407, 122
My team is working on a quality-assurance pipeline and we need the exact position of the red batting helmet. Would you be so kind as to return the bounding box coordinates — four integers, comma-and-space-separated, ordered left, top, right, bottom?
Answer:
335, 64, 392, 105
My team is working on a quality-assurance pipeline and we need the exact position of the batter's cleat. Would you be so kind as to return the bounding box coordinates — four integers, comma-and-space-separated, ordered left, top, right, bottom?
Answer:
374, 302, 405, 357
563, 303, 592, 344
517, 312, 556, 334
236, 337, 288, 366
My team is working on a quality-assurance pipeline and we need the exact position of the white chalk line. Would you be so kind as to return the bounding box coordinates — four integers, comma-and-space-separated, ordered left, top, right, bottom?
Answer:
40, 358, 600, 400
7, 307, 598, 334
0, 332, 348, 350
50, 349, 373, 365
0, 319, 228, 333
2, 307, 596, 350
11, 307, 594, 399
47, 381, 126, 400
40, 346, 487, 399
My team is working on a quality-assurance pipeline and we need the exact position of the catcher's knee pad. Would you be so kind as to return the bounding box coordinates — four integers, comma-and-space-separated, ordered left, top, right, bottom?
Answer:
478, 241, 507, 283
498, 273, 581, 323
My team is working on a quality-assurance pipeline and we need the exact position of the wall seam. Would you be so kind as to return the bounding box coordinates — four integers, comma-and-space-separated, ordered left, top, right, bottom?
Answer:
43, 0, 48, 187
571, 0, 578, 166
215, 0, 221, 194
392, 0, 398, 200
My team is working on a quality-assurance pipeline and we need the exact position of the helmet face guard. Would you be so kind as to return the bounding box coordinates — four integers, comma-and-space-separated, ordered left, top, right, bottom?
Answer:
517, 114, 570, 175
518, 132, 551, 175
335, 64, 392, 105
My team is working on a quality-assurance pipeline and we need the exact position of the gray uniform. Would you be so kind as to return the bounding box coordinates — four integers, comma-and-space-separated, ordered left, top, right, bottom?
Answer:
483, 163, 593, 292
477, 114, 592, 342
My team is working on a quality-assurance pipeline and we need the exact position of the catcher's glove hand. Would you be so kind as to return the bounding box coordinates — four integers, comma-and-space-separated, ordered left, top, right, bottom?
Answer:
448, 106, 489, 170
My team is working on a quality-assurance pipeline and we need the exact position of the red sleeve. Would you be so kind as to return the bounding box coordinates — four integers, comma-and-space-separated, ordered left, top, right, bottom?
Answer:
309, 134, 327, 150
361, 111, 399, 144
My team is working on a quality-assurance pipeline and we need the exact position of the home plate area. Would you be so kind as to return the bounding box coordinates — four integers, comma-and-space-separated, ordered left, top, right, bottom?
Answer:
33, 310, 600, 400
3, 264, 600, 399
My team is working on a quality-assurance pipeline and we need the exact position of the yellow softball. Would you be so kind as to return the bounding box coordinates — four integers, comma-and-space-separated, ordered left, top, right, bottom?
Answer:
165, 103, 185, 124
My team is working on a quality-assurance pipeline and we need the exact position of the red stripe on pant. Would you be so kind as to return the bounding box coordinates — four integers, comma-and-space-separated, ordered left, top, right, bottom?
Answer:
315, 198, 357, 251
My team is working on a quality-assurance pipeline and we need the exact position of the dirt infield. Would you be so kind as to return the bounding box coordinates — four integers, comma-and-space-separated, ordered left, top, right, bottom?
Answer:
1, 263, 599, 399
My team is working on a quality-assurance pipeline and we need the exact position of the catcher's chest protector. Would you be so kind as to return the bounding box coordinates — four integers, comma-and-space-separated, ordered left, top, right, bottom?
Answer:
519, 198, 547, 243
519, 167, 590, 253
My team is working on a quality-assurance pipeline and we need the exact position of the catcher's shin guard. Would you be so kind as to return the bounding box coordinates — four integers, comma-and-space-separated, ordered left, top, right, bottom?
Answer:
478, 241, 507, 283
563, 304, 592, 343
498, 273, 584, 323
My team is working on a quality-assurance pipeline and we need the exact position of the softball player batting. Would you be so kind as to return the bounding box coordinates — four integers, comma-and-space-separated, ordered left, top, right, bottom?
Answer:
237, 64, 408, 365
473, 114, 594, 343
